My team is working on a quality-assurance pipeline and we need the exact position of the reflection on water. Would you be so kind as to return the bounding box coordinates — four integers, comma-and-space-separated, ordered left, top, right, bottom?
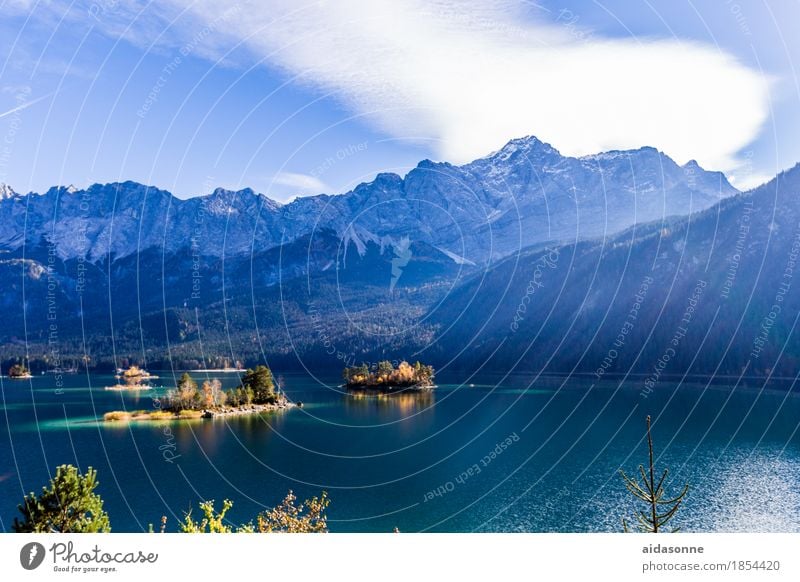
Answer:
682, 449, 800, 532
1, 371, 799, 532
345, 390, 435, 414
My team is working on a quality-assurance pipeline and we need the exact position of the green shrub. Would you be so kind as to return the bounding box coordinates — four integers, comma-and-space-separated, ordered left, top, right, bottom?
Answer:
13, 465, 110, 532
179, 491, 330, 533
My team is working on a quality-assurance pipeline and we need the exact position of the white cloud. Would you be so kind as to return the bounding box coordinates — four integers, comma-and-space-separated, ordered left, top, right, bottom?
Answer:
155, 0, 770, 174
269, 171, 329, 202
272, 171, 327, 192
0, 93, 52, 120
728, 172, 775, 191
46, 0, 770, 175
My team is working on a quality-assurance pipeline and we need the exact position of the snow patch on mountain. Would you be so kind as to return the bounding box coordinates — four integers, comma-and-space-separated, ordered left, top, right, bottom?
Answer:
0, 136, 741, 265
0, 184, 18, 200
434, 245, 476, 266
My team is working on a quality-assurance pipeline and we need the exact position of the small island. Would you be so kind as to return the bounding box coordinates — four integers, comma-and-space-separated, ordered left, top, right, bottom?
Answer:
103, 365, 295, 422
105, 365, 159, 391
343, 360, 435, 391
7, 363, 33, 379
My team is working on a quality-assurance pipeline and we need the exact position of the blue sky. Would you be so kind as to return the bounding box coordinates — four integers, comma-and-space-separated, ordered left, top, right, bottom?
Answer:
0, 0, 798, 201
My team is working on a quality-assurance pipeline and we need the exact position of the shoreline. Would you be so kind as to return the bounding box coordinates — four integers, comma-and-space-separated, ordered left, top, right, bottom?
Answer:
183, 369, 245, 373
104, 384, 155, 391
342, 383, 436, 392
103, 400, 296, 422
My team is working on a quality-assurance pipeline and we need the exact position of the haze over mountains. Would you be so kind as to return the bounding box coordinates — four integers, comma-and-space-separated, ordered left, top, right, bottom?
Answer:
0, 136, 733, 265
431, 164, 800, 379
4, 135, 797, 381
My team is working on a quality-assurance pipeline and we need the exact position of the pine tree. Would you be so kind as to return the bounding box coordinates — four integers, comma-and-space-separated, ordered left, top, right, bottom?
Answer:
241, 365, 275, 403
13, 465, 110, 532
620, 416, 688, 532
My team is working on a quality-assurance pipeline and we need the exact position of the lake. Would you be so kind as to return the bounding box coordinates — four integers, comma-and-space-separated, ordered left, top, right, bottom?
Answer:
1, 371, 799, 532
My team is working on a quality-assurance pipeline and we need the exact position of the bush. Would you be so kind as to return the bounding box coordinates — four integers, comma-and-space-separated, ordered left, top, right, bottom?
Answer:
180, 499, 236, 533
225, 386, 255, 408
13, 465, 110, 532
13, 465, 328, 534
255, 490, 329, 533
226, 388, 240, 407
179, 491, 330, 533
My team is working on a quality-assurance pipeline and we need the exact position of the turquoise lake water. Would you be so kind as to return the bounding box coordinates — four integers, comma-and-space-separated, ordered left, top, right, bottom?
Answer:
1, 371, 799, 532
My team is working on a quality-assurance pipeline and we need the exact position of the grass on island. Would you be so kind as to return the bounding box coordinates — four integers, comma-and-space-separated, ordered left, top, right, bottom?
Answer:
103, 409, 202, 422
104, 384, 153, 391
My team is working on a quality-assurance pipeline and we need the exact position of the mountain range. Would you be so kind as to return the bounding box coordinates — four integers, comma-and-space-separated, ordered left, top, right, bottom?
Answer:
429, 164, 800, 379
0, 136, 733, 264
4, 135, 797, 381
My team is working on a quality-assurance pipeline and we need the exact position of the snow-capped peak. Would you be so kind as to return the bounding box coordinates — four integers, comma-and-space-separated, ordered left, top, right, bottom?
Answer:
485, 135, 561, 162
0, 183, 17, 200
0, 135, 743, 266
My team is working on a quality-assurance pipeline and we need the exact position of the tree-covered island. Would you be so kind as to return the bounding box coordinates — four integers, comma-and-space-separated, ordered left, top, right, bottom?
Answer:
7, 363, 33, 379
104, 365, 295, 422
105, 365, 158, 391
342, 360, 435, 390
